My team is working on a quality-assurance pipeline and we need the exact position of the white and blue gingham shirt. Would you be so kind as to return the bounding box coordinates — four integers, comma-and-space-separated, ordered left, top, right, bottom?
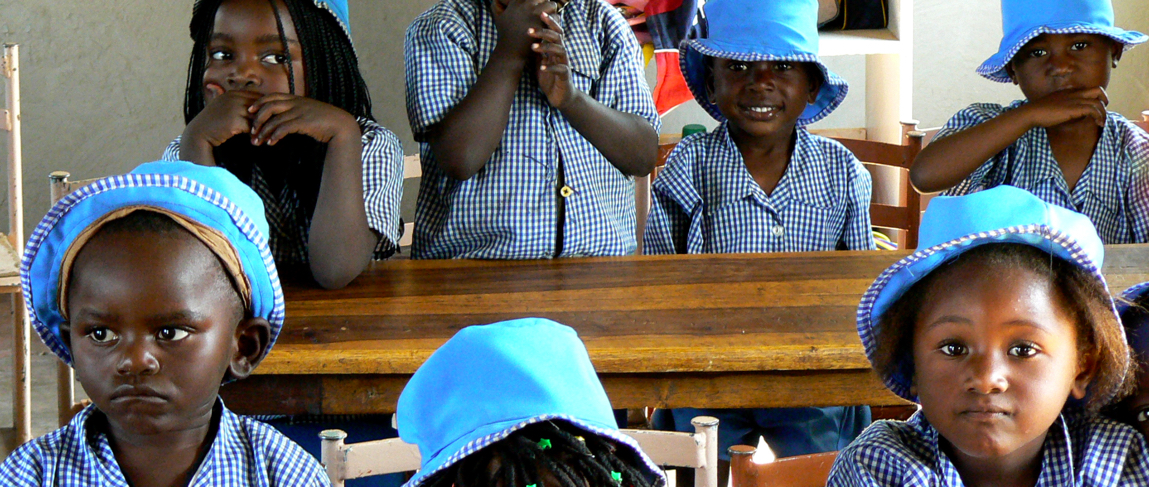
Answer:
0, 401, 329, 486
828, 410, 1149, 486
163, 118, 405, 264
937, 101, 1149, 244
644, 123, 875, 254
404, 0, 661, 259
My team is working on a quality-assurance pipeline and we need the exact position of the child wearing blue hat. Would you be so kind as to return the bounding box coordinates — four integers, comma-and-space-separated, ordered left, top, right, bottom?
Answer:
911, 0, 1149, 245
165, 0, 403, 289
404, 0, 660, 259
827, 185, 1148, 486
0, 161, 328, 486
398, 318, 666, 487
643, 0, 872, 481
1112, 283, 1149, 438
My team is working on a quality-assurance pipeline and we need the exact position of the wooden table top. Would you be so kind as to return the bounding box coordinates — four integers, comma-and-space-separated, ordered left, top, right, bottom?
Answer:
259, 245, 1149, 378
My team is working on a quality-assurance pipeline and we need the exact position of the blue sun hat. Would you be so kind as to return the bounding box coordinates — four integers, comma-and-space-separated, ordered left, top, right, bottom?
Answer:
313, 0, 352, 45
680, 0, 848, 125
397, 318, 665, 487
21, 160, 284, 368
857, 185, 1124, 402
978, 0, 1147, 82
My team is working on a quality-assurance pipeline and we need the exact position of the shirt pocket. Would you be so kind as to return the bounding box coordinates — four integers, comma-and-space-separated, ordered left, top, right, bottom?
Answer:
783, 200, 848, 251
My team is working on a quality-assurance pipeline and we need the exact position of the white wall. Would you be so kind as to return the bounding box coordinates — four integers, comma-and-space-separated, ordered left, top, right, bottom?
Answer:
1, 0, 1147, 237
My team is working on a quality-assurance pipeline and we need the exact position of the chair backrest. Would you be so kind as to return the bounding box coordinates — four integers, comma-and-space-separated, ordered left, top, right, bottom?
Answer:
48, 171, 100, 427
399, 154, 421, 250
1134, 110, 1149, 133
728, 445, 838, 487
831, 131, 925, 250
320, 416, 720, 487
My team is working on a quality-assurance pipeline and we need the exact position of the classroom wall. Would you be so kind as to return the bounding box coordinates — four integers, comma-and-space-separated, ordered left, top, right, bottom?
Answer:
1, 0, 1147, 237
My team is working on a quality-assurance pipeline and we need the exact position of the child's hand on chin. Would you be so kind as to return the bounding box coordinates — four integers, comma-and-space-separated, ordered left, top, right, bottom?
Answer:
1020, 86, 1109, 129
247, 94, 361, 146
493, 0, 557, 60
531, 11, 575, 110
181, 84, 262, 165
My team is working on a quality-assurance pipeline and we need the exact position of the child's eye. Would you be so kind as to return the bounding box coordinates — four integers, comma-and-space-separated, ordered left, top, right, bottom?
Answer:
1008, 343, 1040, 358
1138, 408, 1149, 423
773, 62, 794, 71
1070, 41, 1089, 50
209, 50, 232, 61
727, 61, 748, 72
1025, 48, 1048, 58
157, 327, 190, 341
87, 327, 119, 344
261, 53, 289, 65
939, 342, 967, 357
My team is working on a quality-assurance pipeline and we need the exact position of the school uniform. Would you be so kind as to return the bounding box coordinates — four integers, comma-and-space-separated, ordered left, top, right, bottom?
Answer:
0, 401, 329, 487
828, 411, 1149, 486
162, 118, 405, 262
404, 0, 660, 259
644, 123, 875, 254
936, 102, 1149, 244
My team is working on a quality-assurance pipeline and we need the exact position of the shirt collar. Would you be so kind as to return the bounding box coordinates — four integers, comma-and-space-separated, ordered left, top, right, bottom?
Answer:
707, 123, 835, 210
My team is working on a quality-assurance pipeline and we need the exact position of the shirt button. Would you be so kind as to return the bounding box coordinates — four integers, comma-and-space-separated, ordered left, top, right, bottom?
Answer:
560, 186, 574, 198
771, 225, 784, 237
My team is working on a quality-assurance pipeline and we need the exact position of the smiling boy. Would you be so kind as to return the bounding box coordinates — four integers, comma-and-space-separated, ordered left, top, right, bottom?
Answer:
910, 0, 1149, 244
0, 161, 328, 486
643, 1, 873, 484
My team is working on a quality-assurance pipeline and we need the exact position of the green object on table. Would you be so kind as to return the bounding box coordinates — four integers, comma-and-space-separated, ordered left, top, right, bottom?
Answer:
681, 124, 707, 137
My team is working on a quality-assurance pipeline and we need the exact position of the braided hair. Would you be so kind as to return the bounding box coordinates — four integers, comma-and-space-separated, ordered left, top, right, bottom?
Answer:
423, 421, 657, 487
183, 0, 373, 220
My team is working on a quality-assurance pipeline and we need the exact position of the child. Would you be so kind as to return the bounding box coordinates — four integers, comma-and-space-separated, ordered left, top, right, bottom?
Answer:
644, 0, 872, 481
910, 0, 1149, 245
165, 0, 403, 289
404, 0, 661, 259
1113, 283, 1149, 438
397, 318, 666, 487
0, 160, 328, 486
828, 185, 1149, 486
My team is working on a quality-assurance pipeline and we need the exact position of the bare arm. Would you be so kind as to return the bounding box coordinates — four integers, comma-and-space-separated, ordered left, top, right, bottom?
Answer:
910, 87, 1108, 193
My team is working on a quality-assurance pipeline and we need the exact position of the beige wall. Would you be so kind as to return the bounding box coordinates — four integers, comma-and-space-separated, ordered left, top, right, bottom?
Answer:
1, 0, 1147, 236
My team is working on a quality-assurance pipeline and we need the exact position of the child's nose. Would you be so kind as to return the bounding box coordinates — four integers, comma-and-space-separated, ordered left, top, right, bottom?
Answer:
226, 58, 262, 90
1047, 51, 1076, 76
749, 67, 777, 91
115, 339, 160, 376
965, 353, 1008, 394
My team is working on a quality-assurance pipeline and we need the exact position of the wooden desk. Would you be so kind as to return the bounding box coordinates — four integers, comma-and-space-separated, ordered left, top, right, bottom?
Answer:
219, 245, 1149, 415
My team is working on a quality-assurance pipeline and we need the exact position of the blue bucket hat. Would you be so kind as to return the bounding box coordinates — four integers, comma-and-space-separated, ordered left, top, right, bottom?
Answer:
978, 0, 1147, 82
857, 185, 1123, 402
313, 0, 352, 45
680, 0, 848, 125
21, 160, 285, 367
397, 318, 665, 487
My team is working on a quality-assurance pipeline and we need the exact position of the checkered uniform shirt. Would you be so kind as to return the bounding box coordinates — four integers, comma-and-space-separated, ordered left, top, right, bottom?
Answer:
163, 118, 404, 264
644, 123, 875, 254
0, 401, 329, 486
937, 101, 1149, 244
827, 410, 1149, 486
404, 0, 661, 259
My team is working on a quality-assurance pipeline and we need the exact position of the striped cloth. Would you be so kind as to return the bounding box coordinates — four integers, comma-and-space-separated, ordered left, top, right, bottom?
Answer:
937, 100, 1149, 244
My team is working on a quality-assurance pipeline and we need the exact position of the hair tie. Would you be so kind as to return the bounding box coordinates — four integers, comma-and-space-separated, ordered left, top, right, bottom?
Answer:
611, 471, 623, 484
537, 438, 552, 450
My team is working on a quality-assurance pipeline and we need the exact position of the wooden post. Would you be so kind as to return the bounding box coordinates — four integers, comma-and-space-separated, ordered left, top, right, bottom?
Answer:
319, 429, 348, 487
692, 416, 719, 487
4, 42, 31, 448
728, 444, 758, 487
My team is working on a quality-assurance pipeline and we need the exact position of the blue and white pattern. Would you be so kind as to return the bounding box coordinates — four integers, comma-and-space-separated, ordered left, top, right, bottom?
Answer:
827, 411, 1149, 486
644, 123, 875, 254
22, 167, 285, 366
0, 402, 329, 486
404, 0, 660, 259
163, 118, 405, 263
936, 101, 1149, 244
978, 25, 1146, 82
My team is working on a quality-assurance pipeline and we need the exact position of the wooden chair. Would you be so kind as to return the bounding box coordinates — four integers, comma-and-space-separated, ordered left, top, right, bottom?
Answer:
0, 43, 31, 455
1133, 110, 1149, 133
635, 137, 681, 254
48, 171, 99, 427
320, 416, 720, 487
831, 123, 925, 249
728, 445, 838, 487
399, 154, 420, 251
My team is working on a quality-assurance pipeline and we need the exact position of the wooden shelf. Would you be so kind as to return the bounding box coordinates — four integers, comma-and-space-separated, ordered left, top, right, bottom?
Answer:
819, 29, 904, 56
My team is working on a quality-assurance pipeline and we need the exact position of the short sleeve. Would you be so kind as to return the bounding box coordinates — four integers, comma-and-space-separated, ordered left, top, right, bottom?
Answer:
161, 137, 182, 161
643, 143, 701, 255
935, 103, 1012, 196
359, 120, 405, 259
597, 9, 661, 133
0, 440, 46, 487
842, 154, 876, 250
404, 10, 479, 141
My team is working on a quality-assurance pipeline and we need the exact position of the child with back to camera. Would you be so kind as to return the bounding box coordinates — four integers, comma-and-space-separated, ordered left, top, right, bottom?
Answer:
166, 0, 403, 289
910, 0, 1149, 244
0, 160, 328, 486
397, 318, 667, 487
828, 185, 1149, 486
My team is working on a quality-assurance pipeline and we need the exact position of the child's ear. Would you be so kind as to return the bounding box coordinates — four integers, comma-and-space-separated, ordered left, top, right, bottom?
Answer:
228, 317, 271, 380
806, 65, 823, 105
1004, 64, 1019, 86
1070, 352, 1098, 400
1112, 42, 1124, 68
